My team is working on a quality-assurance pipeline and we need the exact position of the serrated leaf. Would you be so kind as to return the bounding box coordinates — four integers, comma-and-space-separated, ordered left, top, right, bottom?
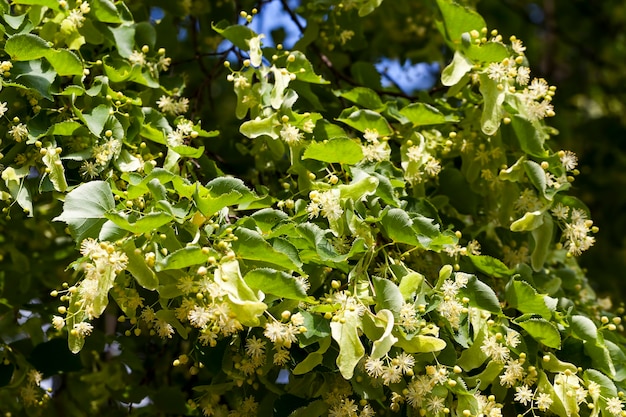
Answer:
505, 279, 553, 320
469, 255, 512, 278
53, 181, 115, 242
524, 160, 548, 198
399, 103, 458, 126
286, 51, 327, 84
515, 316, 561, 349
458, 274, 502, 314
212, 21, 257, 50
570, 315, 599, 342
436, 0, 486, 43
5, 33, 50, 61
511, 115, 547, 157
303, 137, 363, 164
156, 246, 216, 272
372, 276, 403, 317
45, 49, 83, 76
336, 108, 393, 136
233, 228, 302, 272
293, 337, 331, 375
339, 87, 383, 109
91, 0, 121, 23
244, 268, 309, 301
104, 212, 173, 234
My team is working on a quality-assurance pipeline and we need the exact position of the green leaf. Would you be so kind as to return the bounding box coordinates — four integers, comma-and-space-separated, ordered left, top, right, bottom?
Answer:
583, 369, 617, 398
339, 87, 383, 109
122, 240, 158, 290
336, 108, 393, 136
436, 0, 486, 43
515, 316, 561, 349
511, 114, 547, 157
441, 51, 473, 86
5, 33, 50, 61
457, 330, 488, 371
286, 51, 327, 84
45, 49, 83, 76
233, 228, 302, 272
524, 160, 548, 198
372, 276, 403, 316
570, 315, 599, 342
358, 0, 383, 16
458, 274, 502, 314
303, 137, 363, 165
465, 42, 510, 63
330, 314, 364, 379
244, 268, 309, 301
107, 24, 134, 57
399, 103, 458, 126
82, 104, 111, 136
91, 0, 122, 23
46, 120, 83, 136
156, 246, 216, 272
469, 255, 512, 278
53, 181, 115, 242
293, 337, 331, 375
212, 21, 257, 50
505, 279, 554, 320
104, 212, 173, 234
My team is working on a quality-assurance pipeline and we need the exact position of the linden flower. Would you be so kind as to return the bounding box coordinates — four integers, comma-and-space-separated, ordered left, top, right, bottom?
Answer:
245, 335, 267, 358
188, 305, 212, 328
364, 357, 385, 378
605, 397, 623, 416
8, 123, 28, 142
128, 50, 146, 66
535, 392, 553, 411
52, 315, 65, 330
73, 321, 93, 337
280, 123, 303, 145
514, 385, 534, 406
0, 102, 7, 118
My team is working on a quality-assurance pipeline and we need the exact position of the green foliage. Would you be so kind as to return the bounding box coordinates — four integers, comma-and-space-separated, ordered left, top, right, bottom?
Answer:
0, 1, 624, 417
